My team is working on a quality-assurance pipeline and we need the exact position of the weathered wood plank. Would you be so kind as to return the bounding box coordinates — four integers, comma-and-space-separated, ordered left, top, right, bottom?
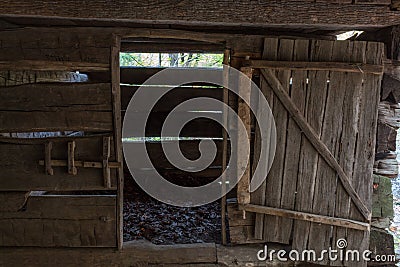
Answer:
242, 204, 369, 231
122, 111, 223, 138
236, 66, 253, 205
306, 41, 351, 265
0, 27, 112, 65
346, 42, 384, 267
0, 110, 113, 132
0, 1, 400, 28
0, 60, 109, 71
252, 38, 278, 240
331, 41, 365, 266
292, 40, 333, 253
110, 37, 124, 250
277, 39, 309, 244
0, 192, 29, 212
124, 140, 223, 170
0, 195, 116, 219
121, 85, 223, 112
0, 136, 117, 191
0, 195, 116, 247
0, 83, 113, 133
246, 60, 383, 74
263, 39, 293, 244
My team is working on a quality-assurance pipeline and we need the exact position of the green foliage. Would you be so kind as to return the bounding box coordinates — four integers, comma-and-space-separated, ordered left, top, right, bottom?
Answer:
120, 53, 223, 68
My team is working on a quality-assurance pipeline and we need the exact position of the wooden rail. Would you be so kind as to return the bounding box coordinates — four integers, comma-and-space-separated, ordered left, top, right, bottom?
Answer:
241, 204, 370, 231
246, 60, 384, 74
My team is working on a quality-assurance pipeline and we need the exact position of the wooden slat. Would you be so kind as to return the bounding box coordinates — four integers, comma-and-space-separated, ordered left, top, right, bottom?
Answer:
111, 36, 124, 250
0, 83, 112, 111
0, 83, 113, 132
263, 39, 294, 243
346, 42, 384, 267
246, 59, 383, 74
331, 41, 366, 267
0, 195, 116, 247
121, 85, 223, 112
277, 39, 310, 244
1, 2, 400, 28
0, 28, 112, 65
252, 38, 278, 240
0, 111, 113, 132
307, 41, 351, 265
0, 136, 117, 191
355, 0, 391, 4
292, 39, 333, 254
221, 49, 230, 246
122, 111, 223, 138
0, 195, 116, 219
120, 67, 163, 85
242, 204, 369, 232
123, 140, 223, 169
260, 67, 371, 221
0, 240, 216, 266
236, 66, 253, 205
0, 60, 109, 71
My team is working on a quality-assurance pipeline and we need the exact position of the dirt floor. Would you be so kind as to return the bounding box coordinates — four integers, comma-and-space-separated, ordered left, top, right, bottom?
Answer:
123, 171, 222, 245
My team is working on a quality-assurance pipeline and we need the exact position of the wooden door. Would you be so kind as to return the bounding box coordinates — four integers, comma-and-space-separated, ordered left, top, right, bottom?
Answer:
229, 38, 384, 267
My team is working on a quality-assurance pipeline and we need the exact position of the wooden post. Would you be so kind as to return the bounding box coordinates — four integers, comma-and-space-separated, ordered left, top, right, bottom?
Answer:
44, 141, 54, 175
103, 136, 111, 189
67, 141, 77, 175
111, 34, 124, 250
236, 63, 253, 207
221, 49, 230, 245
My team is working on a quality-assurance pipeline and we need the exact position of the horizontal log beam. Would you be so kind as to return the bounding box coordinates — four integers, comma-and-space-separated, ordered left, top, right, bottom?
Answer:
0, 60, 109, 71
0, 1, 399, 29
246, 60, 384, 74
241, 204, 370, 232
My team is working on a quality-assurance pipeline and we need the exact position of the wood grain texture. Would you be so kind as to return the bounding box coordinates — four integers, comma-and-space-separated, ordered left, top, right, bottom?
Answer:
0, 240, 217, 266
262, 39, 293, 244
292, 39, 333, 253
110, 37, 124, 250
251, 38, 278, 240
0, 83, 113, 132
0, 27, 112, 65
236, 67, 253, 205
0, 195, 116, 247
0, 1, 399, 28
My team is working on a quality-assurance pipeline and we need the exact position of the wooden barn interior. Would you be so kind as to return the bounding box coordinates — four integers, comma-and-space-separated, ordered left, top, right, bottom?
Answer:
1, 1, 400, 266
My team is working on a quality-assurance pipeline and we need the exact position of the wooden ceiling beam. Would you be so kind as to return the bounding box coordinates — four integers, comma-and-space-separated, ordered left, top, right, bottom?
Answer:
0, 1, 399, 29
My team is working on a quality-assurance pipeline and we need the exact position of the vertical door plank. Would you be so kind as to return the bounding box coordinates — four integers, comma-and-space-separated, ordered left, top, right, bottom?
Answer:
263, 39, 294, 243
292, 40, 334, 252
252, 38, 279, 239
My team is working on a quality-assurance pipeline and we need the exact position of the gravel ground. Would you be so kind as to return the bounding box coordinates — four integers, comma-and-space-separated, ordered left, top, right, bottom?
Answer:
123, 172, 222, 245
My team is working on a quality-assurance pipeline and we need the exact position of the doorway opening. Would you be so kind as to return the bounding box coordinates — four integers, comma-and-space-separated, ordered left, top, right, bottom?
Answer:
120, 42, 227, 245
